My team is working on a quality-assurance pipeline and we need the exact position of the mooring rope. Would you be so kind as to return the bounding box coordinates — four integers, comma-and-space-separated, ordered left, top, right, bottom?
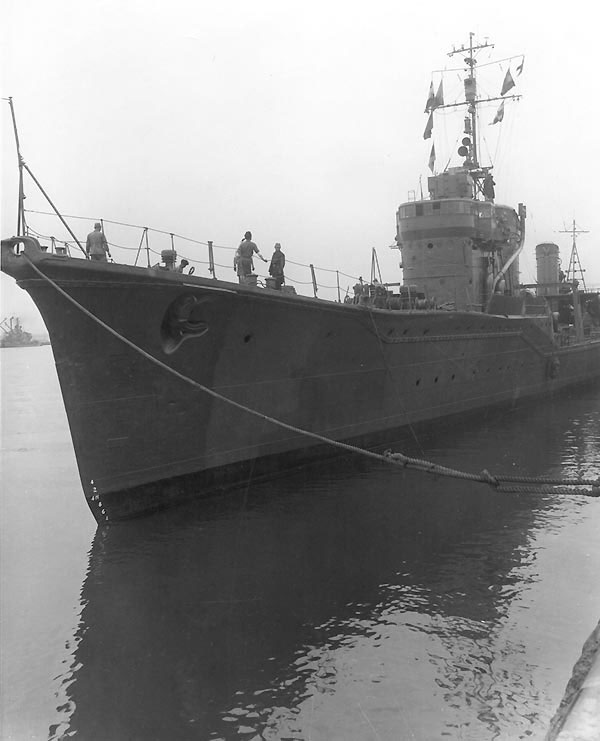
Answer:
23, 255, 600, 498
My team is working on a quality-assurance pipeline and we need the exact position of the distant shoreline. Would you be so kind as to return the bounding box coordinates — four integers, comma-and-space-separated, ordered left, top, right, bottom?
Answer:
0, 338, 50, 348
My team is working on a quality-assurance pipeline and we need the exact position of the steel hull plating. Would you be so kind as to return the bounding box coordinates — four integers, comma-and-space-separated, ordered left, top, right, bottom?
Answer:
5, 251, 600, 521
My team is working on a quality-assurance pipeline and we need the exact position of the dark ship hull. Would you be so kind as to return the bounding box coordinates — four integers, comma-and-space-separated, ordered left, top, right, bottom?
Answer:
3, 240, 600, 522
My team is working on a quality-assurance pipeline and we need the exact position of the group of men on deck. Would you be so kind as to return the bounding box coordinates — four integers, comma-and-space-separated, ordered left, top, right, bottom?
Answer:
234, 231, 286, 289
85, 223, 286, 288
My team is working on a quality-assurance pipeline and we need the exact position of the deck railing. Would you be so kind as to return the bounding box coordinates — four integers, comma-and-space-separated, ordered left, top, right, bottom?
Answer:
23, 211, 364, 304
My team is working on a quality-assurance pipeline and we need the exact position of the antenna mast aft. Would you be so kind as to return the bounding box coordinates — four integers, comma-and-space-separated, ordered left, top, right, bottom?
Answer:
560, 220, 589, 291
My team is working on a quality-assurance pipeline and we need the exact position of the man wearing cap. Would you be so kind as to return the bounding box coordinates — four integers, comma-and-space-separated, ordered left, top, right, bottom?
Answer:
86, 222, 111, 262
235, 231, 266, 281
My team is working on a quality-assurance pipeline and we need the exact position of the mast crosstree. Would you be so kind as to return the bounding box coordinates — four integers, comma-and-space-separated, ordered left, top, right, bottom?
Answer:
425, 32, 523, 199
446, 31, 495, 168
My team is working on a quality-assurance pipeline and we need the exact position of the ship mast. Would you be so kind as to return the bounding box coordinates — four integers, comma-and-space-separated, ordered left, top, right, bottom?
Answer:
4, 98, 86, 255
447, 32, 494, 168
428, 33, 522, 197
7, 97, 26, 235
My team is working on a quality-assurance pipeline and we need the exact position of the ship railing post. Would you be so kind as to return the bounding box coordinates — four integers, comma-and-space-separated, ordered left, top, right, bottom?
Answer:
208, 240, 216, 279
134, 228, 147, 267
144, 228, 150, 267
133, 226, 150, 267
336, 270, 341, 303
310, 264, 318, 297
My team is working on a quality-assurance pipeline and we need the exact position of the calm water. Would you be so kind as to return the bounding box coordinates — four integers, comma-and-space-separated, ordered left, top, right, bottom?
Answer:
1, 346, 600, 741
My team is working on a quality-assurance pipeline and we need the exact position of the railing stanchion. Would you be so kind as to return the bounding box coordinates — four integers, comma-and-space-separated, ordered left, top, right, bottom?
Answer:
134, 228, 147, 267
310, 264, 318, 298
208, 240, 216, 279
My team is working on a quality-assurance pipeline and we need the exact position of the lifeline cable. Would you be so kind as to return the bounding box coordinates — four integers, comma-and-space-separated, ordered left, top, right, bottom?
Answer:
24, 208, 362, 282
22, 254, 600, 498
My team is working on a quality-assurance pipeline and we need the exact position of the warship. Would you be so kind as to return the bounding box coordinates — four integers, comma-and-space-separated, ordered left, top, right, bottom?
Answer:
0, 315, 46, 348
2, 36, 599, 522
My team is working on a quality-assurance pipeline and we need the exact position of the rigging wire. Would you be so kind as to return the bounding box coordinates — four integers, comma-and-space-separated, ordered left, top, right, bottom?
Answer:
23, 208, 363, 286
24, 208, 213, 247
25, 224, 346, 292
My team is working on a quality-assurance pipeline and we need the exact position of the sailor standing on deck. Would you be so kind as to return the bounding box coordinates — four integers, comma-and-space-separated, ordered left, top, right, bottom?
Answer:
86, 222, 111, 262
482, 173, 496, 202
235, 231, 266, 281
268, 243, 286, 289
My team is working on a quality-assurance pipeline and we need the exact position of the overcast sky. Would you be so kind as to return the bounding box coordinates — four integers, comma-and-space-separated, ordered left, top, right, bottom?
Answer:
2, 0, 598, 334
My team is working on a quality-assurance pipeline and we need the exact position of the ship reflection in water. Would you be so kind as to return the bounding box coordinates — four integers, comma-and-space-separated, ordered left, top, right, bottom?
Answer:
50, 385, 600, 741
